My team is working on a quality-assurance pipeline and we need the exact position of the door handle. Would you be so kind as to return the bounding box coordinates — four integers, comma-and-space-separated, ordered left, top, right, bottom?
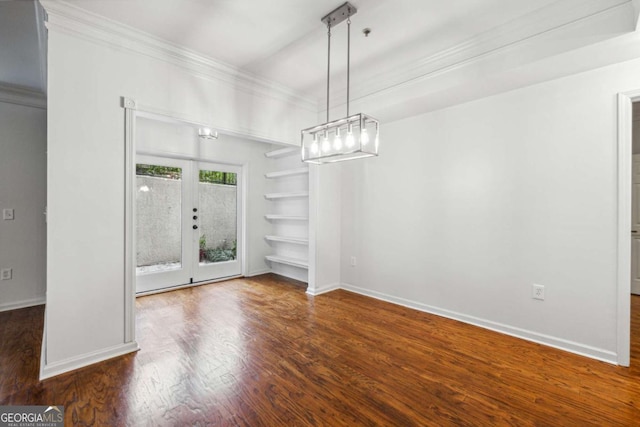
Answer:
193, 225, 198, 230
633, 230, 638, 233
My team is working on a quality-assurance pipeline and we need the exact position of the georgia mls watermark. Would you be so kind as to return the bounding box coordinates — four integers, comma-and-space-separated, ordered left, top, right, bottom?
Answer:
0, 406, 64, 427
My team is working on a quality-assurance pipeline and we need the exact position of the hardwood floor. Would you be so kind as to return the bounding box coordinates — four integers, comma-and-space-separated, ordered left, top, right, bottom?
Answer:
2, 274, 640, 425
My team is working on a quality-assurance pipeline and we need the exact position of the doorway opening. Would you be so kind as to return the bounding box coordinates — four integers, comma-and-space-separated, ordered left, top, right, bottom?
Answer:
135, 155, 242, 294
614, 91, 640, 367
630, 101, 640, 364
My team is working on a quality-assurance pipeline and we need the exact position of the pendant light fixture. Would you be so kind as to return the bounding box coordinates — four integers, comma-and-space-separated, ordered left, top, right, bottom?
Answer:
198, 127, 218, 140
301, 2, 379, 164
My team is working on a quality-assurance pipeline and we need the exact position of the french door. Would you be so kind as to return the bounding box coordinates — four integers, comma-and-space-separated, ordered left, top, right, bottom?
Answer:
135, 155, 242, 293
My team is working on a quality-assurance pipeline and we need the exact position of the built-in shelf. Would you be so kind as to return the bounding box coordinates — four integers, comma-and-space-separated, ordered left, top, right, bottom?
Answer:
264, 147, 299, 159
265, 167, 309, 179
264, 214, 308, 221
264, 144, 310, 282
265, 235, 309, 245
265, 255, 309, 269
264, 191, 309, 200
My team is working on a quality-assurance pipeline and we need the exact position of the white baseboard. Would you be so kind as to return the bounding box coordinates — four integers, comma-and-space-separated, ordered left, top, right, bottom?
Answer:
0, 296, 45, 312
40, 341, 140, 380
306, 282, 340, 296
244, 268, 272, 278
340, 283, 617, 365
40, 305, 47, 381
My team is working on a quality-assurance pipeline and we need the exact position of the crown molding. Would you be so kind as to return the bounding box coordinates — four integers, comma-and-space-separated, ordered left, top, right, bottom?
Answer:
0, 83, 46, 109
328, 0, 636, 111
34, 1, 48, 95
633, 0, 640, 28
39, 0, 317, 112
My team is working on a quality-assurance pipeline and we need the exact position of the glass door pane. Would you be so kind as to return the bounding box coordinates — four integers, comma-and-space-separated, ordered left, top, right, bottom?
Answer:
198, 169, 237, 265
136, 163, 183, 273
193, 163, 241, 281
135, 156, 191, 293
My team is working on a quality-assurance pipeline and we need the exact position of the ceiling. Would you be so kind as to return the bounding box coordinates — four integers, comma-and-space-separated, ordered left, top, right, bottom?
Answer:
58, 0, 559, 97
1, 0, 638, 116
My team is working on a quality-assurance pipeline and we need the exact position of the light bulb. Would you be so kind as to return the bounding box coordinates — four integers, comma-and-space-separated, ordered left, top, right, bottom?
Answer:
322, 131, 330, 152
361, 128, 369, 146
310, 134, 318, 154
334, 128, 342, 150
346, 124, 355, 148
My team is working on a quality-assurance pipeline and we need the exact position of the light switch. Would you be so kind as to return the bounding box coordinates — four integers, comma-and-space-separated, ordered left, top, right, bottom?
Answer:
2, 209, 14, 220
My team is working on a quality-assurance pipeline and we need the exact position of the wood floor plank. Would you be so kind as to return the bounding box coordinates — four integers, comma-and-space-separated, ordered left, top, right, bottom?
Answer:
2, 274, 640, 425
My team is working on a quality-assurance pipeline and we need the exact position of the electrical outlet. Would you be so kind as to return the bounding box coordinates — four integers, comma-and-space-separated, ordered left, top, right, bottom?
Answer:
350, 256, 356, 266
532, 284, 545, 300
1, 268, 12, 281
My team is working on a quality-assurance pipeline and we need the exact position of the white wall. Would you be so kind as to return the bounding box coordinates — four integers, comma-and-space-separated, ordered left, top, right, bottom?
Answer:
43, 12, 314, 376
0, 100, 46, 311
339, 57, 640, 363
308, 164, 341, 294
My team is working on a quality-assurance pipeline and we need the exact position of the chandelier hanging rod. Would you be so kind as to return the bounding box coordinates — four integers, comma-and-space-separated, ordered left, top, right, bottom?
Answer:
321, 2, 356, 120
301, 2, 379, 165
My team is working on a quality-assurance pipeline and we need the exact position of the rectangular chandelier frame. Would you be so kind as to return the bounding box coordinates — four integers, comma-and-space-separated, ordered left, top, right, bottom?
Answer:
301, 113, 379, 165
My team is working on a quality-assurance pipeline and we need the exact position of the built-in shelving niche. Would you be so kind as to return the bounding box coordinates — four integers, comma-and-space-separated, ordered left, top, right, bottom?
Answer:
263, 147, 309, 283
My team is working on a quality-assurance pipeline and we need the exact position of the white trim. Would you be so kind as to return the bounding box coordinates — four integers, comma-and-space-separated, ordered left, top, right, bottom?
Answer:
264, 191, 309, 200
0, 83, 46, 109
265, 168, 309, 179
0, 297, 45, 313
265, 255, 309, 269
123, 97, 136, 344
134, 104, 291, 147
264, 147, 300, 159
40, 342, 140, 380
136, 148, 248, 167
264, 235, 309, 245
40, 1, 316, 112
307, 165, 318, 292
616, 91, 640, 366
330, 0, 635, 107
40, 305, 47, 376
264, 215, 308, 221
135, 275, 243, 297
244, 269, 272, 278
341, 283, 618, 364
240, 163, 248, 277
306, 283, 340, 296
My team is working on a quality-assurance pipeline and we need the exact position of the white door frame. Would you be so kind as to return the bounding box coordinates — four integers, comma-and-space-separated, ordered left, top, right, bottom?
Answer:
616, 91, 640, 367
122, 97, 248, 346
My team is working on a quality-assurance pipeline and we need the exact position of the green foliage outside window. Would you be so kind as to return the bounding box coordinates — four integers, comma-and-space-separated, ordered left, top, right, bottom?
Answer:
199, 170, 236, 186
135, 164, 236, 186
136, 164, 182, 180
